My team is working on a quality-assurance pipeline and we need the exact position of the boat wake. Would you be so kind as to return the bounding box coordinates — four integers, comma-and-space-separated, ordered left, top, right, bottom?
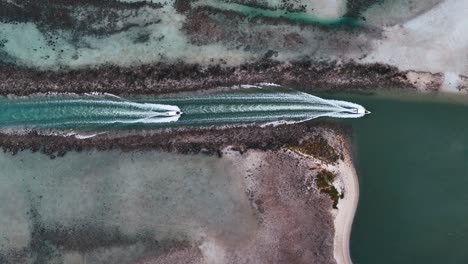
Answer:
152, 86, 370, 126
0, 95, 182, 129
0, 87, 368, 130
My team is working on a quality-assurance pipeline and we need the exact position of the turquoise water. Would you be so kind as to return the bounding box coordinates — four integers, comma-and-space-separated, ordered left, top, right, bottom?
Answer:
326, 93, 468, 264
0, 89, 364, 130
0, 95, 182, 129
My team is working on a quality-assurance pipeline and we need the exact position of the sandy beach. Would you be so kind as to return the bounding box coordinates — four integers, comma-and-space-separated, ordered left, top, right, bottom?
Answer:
333, 147, 360, 264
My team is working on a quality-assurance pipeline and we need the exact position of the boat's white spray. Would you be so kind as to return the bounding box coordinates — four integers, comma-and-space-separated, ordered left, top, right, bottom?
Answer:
158, 86, 370, 126
0, 94, 182, 128
0, 86, 368, 129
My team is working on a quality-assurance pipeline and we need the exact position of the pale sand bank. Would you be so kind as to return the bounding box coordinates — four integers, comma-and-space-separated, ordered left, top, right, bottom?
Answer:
333, 147, 359, 264
287, 128, 359, 264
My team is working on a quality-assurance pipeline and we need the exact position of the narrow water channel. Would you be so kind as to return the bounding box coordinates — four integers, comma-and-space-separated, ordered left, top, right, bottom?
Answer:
0, 88, 366, 130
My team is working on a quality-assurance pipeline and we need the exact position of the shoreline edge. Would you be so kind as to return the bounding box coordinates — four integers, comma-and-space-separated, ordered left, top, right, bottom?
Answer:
334, 145, 360, 264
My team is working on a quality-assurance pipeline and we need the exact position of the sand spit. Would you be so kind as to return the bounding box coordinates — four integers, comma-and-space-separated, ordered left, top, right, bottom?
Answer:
333, 144, 359, 264
0, 123, 356, 264
289, 128, 359, 264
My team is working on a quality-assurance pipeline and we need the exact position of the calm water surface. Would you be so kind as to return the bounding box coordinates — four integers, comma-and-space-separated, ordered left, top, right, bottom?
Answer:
328, 93, 468, 264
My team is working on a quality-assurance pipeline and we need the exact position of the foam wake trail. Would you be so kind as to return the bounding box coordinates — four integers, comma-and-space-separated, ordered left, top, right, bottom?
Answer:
0, 88, 367, 130
0, 96, 181, 129
149, 87, 368, 126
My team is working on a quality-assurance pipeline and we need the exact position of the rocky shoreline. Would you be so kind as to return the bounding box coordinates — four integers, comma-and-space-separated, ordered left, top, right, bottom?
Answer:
0, 61, 420, 96
0, 122, 350, 159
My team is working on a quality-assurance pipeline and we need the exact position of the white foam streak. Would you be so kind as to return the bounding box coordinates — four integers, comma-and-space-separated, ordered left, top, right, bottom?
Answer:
240, 85, 262, 89
45, 115, 181, 126
175, 88, 369, 123
0, 88, 368, 129
122, 115, 181, 124
74, 133, 99, 139
258, 83, 281, 87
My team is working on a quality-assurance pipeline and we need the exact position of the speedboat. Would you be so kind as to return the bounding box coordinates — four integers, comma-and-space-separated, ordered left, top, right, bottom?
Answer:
152, 111, 183, 117
163, 111, 182, 116
326, 99, 371, 118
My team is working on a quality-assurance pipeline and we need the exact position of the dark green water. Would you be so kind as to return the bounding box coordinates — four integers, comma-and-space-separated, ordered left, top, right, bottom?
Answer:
328, 93, 468, 264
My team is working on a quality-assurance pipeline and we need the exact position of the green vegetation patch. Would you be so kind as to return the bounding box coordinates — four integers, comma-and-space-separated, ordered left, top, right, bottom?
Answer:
316, 169, 342, 209
294, 136, 342, 163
